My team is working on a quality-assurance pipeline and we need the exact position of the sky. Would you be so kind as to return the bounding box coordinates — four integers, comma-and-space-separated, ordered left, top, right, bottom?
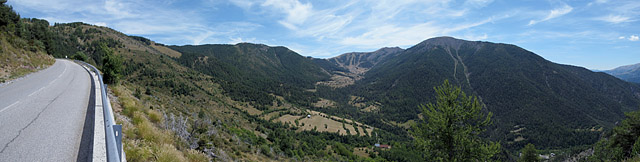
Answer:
7, 0, 640, 70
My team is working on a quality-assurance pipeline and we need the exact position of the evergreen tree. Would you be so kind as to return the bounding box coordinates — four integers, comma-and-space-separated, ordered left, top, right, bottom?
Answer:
518, 143, 539, 162
589, 109, 640, 161
100, 43, 123, 84
411, 80, 500, 162
633, 136, 640, 157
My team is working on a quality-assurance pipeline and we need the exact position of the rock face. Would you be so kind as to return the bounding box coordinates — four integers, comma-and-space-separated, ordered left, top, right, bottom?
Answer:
605, 63, 640, 83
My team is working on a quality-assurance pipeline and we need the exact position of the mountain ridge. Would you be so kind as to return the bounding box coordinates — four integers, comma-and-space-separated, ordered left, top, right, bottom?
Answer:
605, 63, 640, 83
330, 36, 640, 150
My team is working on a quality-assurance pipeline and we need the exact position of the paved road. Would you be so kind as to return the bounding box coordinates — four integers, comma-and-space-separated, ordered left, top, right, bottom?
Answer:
0, 59, 93, 161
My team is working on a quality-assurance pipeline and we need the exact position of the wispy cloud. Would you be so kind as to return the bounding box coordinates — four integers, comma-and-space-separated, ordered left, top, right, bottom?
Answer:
528, 5, 573, 25
261, 0, 313, 30
618, 34, 640, 41
8, 0, 640, 69
9, 0, 263, 45
596, 15, 633, 23
230, 0, 498, 49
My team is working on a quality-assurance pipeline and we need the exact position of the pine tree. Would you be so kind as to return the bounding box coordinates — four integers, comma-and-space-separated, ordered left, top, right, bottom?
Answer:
411, 80, 500, 161
100, 43, 123, 84
633, 136, 640, 157
518, 143, 539, 162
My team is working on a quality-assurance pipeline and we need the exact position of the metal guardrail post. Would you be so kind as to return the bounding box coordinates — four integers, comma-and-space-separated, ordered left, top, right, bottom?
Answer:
74, 60, 123, 162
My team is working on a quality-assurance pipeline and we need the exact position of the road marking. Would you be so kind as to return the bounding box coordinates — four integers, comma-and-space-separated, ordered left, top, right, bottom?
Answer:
0, 101, 19, 113
57, 63, 68, 79
46, 60, 68, 86
28, 86, 46, 97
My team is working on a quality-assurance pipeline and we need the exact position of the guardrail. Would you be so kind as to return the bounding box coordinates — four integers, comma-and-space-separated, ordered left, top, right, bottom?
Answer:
75, 60, 124, 162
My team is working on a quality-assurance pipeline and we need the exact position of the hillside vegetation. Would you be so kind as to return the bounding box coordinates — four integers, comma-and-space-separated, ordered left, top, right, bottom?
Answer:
0, 1, 53, 83
5, 0, 640, 160
43, 22, 391, 161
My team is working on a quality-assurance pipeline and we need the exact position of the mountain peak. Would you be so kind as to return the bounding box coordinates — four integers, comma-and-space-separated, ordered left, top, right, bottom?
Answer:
416, 36, 483, 51
373, 47, 404, 53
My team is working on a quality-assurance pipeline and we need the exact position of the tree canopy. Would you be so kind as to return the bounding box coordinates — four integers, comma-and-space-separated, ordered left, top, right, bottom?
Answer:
411, 80, 500, 161
518, 143, 539, 162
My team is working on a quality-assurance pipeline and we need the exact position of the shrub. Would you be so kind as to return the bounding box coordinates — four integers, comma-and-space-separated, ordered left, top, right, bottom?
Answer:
147, 109, 163, 124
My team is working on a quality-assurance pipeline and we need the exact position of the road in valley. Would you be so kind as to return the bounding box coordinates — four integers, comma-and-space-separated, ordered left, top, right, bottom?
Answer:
0, 59, 94, 161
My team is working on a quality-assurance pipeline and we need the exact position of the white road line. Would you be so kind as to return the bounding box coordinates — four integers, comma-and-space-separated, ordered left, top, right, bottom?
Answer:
28, 86, 46, 97
47, 60, 68, 86
0, 101, 20, 113
57, 63, 68, 79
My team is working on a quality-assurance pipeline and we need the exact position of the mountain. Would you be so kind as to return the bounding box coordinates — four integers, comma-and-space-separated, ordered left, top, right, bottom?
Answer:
605, 63, 640, 83
320, 37, 640, 150
313, 47, 404, 88
169, 43, 330, 109
6, 0, 640, 157
0, 3, 54, 83
328, 47, 404, 75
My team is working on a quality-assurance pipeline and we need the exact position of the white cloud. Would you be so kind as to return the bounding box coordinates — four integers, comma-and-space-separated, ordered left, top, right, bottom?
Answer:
230, 0, 497, 50
618, 35, 640, 41
10, 0, 265, 45
228, 37, 259, 44
339, 18, 493, 48
94, 22, 107, 26
460, 33, 488, 41
261, 0, 313, 29
528, 5, 573, 25
597, 15, 633, 24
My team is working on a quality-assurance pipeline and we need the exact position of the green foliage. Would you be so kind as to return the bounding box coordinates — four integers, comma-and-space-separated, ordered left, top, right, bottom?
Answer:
0, 0, 19, 32
228, 127, 266, 146
590, 109, 640, 161
100, 43, 123, 84
633, 136, 640, 157
378, 143, 424, 162
518, 143, 539, 162
411, 80, 500, 161
71, 51, 88, 61
171, 43, 329, 110
318, 37, 640, 152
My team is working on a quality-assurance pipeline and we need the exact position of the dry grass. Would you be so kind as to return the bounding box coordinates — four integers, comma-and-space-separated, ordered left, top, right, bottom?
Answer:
276, 110, 373, 136
315, 74, 356, 88
348, 96, 366, 108
0, 33, 54, 83
353, 147, 372, 158
111, 85, 210, 162
150, 44, 181, 58
361, 104, 379, 112
312, 98, 336, 108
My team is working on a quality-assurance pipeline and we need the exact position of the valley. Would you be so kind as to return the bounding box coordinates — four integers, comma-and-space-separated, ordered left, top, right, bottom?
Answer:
3, 0, 640, 161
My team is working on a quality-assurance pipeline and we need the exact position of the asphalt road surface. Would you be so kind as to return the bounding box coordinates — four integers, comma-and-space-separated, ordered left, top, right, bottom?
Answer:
0, 59, 93, 161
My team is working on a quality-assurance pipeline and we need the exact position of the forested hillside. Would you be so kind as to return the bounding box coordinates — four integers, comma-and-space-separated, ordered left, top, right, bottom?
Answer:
316, 37, 640, 152
38, 20, 396, 160
0, 1, 53, 82
5, 0, 640, 160
170, 44, 330, 110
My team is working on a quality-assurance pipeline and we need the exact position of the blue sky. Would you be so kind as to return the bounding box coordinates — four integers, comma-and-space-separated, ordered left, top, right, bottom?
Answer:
7, 0, 640, 70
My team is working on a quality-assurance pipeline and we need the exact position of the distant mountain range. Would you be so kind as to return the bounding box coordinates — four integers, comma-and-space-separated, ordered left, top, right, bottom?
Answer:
318, 37, 640, 150
172, 36, 640, 151
605, 63, 640, 83
9, 1, 640, 159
